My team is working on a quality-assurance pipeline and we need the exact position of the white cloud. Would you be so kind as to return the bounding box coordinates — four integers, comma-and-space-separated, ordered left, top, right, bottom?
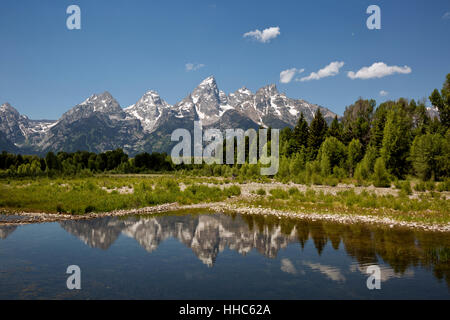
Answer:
280, 259, 297, 275
185, 63, 205, 72
303, 262, 346, 282
348, 62, 412, 80
243, 26, 280, 43
279, 68, 304, 84
443, 12, 450, 19
298, 61, 344, 82
380, 90, 389, 96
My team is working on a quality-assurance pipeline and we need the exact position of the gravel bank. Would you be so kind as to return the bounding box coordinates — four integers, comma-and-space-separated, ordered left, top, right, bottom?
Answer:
1, 200, 449, 233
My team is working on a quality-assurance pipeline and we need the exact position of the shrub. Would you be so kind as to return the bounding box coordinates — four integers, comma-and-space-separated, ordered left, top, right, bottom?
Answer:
414, 182, 426, 192
311, 173, 323, 185
288, 187, 300, 196
414, 181, 436, 192
159, 179, 180, 192
325, 177, 338, 187
256, 188, 266, 196
84, 205, 96, 213
84, 181, 96, 191
294, 172, 308, 185
269, 188, 289, 199
437, 179, 450, 192
332, 166, 347, 179
425, 181, 435, 191
56, 203, 65, 214
399, 181, 412, 196
373, 158, 390, 187
224, 185, 241, 197
213, 165, 222, 177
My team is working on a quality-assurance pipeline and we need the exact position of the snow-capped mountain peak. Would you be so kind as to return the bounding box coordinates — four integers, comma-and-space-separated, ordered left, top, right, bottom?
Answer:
0, 102, 20, 117
173, 76, 232, 125
0, 102, 57, 147
198, 75, 217, 87
69, 91, 119, 114
125, 90, 170, 112
192, 76, 219, 99
238, 86, 253, 95
259, 83, 279, 96
125, 90, 171, 132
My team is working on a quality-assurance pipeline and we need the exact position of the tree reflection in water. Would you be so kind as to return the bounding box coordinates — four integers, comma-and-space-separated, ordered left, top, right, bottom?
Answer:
1, 211, 449, 287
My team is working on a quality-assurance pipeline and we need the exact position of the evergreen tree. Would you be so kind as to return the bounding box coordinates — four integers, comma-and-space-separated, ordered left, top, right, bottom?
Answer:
45, 152, 59, 170
289, 113, 309, 155
279, 127, 292, 156
412, 102, 431, 136
380, 107, 412, 177
328, 115, 343, 141
369, 101, 395, 150
429, 74, 450, 129
307, 109, 328, 160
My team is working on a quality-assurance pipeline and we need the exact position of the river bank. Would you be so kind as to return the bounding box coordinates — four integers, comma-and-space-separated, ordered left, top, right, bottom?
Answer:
1, 177, 449, 232
1, 199, 449, 232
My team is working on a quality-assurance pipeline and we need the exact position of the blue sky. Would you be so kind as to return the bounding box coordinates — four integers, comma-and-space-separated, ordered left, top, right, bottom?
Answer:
0, 0, 449, 119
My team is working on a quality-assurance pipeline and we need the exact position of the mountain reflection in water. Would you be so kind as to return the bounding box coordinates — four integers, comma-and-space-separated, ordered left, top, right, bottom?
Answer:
0, 225, 17, 240
1, 211, 449, 293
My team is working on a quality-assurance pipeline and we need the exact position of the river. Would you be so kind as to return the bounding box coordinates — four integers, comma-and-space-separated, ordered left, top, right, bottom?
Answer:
0, 210, 449, 299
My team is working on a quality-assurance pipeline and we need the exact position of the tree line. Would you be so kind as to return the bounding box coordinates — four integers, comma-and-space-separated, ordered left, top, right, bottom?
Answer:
0, 149, 175, 177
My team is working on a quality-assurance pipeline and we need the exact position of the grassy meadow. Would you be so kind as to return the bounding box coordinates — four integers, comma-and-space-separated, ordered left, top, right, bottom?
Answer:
244, 186, 450, 225
0, 174, 448, 225
0, 175, 240, 215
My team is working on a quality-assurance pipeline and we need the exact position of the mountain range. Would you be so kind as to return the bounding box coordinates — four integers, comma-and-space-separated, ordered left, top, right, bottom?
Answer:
0, 76, 338, 155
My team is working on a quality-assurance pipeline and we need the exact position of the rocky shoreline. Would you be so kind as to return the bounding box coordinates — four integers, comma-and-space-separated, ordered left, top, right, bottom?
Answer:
1, 200, 449, 233
209, 203, 450, 233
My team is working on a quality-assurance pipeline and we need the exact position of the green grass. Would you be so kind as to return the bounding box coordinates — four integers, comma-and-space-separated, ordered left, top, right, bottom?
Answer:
239, 187, 450, 225
269, 188, 289, 199
0, 175, 240, 215
0, 175, 448, 225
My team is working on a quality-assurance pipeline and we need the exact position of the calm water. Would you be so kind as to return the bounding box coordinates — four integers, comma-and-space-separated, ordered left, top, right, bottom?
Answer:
0, 211, 449, 299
